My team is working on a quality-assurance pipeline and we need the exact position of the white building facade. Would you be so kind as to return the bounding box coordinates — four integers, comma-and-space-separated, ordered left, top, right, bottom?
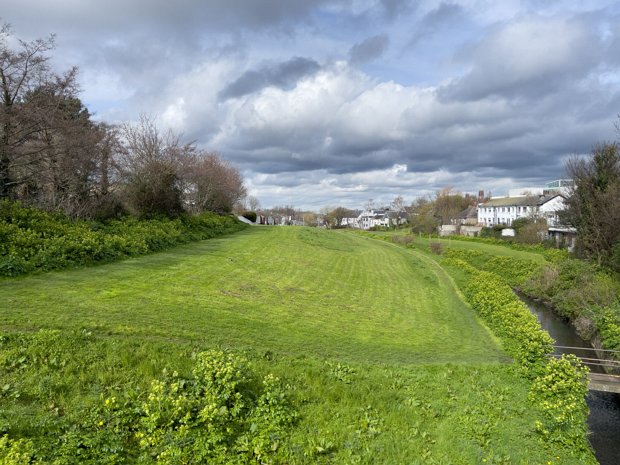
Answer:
477, 194, 566, 227
355, 209, 408, 230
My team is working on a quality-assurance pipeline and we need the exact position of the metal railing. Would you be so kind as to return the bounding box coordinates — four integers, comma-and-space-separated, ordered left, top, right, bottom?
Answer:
549, 345, 620, 371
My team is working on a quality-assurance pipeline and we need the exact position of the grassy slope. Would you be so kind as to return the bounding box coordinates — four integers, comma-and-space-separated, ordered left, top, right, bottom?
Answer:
1, 227, 503, 365
378, 230, 547, 263
0, 227, 594, 464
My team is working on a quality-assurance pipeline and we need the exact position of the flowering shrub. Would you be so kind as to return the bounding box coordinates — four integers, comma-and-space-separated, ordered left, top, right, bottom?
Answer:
459, 264, 553, 376
0, 339, 296, 464
442, 257, 592, 452
0, 435, 40, 465
135, 350, 296, 464
528, 355, 590, 449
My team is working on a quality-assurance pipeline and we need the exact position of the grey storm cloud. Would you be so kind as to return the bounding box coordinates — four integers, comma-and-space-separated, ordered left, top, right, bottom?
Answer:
218, 57, 321, 100
1, 0, 343, 37
439, 15, 606, 103
348, 35, 390, 65
379, 0, 414, 19
2, 0, 619, 209
409, 2, 465, 47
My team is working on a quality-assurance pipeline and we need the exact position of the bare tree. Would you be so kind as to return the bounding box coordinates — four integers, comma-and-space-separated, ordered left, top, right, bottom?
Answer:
0, 23, 82, 199
118, 115, 190, 217
325, 206, 355, 228
302, 211, 318, 226
184, 152, 246, 214
409, 196, 438, 234
390, 195, 405, 212
246, 195, 261, 211
434, 187, 472, 225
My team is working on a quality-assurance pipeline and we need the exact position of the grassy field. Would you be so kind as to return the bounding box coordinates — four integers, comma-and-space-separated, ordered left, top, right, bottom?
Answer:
1, 227, 503, 365
0, 227, 595, 464
370, 229, 547, 263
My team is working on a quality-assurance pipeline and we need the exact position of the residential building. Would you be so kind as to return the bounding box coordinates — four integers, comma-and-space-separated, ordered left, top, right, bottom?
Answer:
356, 209, 408, 230
477, 194, 566, 227
340, 210, 363, 228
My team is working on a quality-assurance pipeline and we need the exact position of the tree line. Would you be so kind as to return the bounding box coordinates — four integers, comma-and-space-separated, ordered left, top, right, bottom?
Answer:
0, 24, 245, 219
564, 140, 619, 272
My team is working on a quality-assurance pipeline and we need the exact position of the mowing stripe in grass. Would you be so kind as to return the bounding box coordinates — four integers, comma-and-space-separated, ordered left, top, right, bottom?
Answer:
1, 227, 505, 365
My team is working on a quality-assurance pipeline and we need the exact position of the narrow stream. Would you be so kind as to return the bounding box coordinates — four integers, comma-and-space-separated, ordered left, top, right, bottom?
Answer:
518, 293, 620, 465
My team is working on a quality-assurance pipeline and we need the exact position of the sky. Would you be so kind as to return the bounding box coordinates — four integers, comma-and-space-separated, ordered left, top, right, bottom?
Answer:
2, 0, 620, 210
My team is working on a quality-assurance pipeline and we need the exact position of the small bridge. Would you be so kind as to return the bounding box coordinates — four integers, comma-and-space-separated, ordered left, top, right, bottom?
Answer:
550, 345, 620, 394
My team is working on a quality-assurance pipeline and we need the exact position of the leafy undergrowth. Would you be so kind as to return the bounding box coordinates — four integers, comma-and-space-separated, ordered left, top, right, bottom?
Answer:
0, 330, 594, 464
0, 200, 246, 277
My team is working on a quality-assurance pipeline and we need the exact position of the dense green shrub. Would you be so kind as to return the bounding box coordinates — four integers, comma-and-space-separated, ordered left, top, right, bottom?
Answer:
599, 306, 620, 353
134, 351, 296, 464
0, 200, 246, 277
522, 259, 619, 320
0, 435, 41, 465
442, 257, 591, 451
452, 261, 553, 376
241, 211, 257, 223
528, 355, 590, 450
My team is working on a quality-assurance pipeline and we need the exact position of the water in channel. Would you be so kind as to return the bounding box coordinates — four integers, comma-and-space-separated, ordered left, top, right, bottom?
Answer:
518, 293, 620, 465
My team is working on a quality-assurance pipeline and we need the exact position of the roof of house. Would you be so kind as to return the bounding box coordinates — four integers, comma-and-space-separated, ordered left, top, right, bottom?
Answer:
456, 205, 478, 219
479, 194, 563, 208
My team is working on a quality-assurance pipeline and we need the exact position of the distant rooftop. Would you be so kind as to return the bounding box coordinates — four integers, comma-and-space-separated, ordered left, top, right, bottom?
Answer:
480, 194, 562, 208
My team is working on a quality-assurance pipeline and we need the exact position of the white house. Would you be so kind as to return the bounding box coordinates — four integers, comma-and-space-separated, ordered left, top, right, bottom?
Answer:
340, 210, 363, 228
477, 194, 566, 227
356, 209, 408, 230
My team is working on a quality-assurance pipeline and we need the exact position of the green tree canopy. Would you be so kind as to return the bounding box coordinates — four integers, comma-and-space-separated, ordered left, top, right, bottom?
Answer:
564, 142, 620, 271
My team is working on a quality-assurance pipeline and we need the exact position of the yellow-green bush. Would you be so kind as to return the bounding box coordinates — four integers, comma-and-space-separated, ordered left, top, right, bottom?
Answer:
0, 200, 246, 276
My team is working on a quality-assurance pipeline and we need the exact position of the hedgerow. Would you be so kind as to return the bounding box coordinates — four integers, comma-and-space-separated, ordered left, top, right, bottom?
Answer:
442, 257, 592, 452
0, 200, 246, 277
443, 258, 553, 376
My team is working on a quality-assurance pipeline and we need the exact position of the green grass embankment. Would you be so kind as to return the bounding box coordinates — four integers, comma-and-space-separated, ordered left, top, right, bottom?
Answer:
0, 226, 597, 463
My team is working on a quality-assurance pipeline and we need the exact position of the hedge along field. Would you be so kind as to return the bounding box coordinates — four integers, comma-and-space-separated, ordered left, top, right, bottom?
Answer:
0, 200, 247, 276
0, 226, 598, 463
356, 231, 596, 460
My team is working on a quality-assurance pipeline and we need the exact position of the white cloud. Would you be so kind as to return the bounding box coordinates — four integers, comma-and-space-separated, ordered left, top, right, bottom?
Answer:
2, 0, 619, 210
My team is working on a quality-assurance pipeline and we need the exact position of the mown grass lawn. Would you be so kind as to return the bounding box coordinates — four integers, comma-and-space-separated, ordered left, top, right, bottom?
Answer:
1, 227, 503, 365
0, 227, 593, 464
372, 229, 547, 263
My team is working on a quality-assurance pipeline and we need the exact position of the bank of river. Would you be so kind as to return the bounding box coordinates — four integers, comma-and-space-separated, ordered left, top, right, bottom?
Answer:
519, 293, 620, 465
